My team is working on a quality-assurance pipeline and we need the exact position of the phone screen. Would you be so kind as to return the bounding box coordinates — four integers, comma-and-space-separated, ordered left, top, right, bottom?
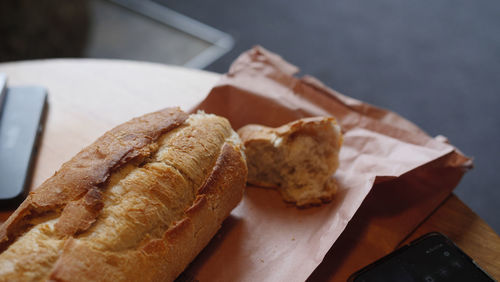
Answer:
349, 232, 494, 282
0, 74, 6, 113
0, 86, 47, 208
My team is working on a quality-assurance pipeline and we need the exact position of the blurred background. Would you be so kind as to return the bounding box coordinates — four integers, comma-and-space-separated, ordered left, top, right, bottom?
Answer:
1, 0, 499, 232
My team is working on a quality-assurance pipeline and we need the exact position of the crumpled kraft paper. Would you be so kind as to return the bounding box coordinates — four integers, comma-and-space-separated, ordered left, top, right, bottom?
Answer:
180, 46, 472, 282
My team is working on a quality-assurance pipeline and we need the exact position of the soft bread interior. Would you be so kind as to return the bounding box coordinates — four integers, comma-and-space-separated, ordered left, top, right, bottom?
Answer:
240, 117, 342, 207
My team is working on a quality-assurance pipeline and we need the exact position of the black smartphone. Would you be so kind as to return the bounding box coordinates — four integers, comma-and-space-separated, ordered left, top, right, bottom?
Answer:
0, 83, 48, 209
0, 74, 6, 113
348, 232, 495, 282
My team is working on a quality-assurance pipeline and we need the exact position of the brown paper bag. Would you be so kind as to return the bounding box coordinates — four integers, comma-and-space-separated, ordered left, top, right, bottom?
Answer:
181, 46, 471, 281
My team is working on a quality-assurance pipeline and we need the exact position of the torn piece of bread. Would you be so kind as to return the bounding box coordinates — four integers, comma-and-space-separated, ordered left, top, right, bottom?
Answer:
0, 108, 247, 282
238, 117, 342, 207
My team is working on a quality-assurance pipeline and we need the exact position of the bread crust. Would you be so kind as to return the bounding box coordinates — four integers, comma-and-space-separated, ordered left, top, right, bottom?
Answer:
0, 107, 188, 252
0, 109, 247, 281
48, 143, 246, 282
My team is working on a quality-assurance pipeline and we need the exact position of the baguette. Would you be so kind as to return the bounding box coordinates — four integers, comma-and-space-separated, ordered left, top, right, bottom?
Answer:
0, 107, 247, 281
237, 117, 342, 207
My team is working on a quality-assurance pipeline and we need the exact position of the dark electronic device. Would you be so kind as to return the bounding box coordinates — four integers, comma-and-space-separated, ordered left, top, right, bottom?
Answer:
0, 81, 47, 209
348, 232, 495, 282
0, 74, 6, 112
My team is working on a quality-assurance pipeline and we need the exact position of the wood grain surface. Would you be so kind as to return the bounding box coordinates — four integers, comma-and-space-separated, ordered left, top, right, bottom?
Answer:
0, 59, 498, 281
403, 194, 500, 280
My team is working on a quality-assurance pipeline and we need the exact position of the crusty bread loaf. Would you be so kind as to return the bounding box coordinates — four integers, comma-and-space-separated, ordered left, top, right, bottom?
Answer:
237, 117, 342, 207
0, 107, 247, 282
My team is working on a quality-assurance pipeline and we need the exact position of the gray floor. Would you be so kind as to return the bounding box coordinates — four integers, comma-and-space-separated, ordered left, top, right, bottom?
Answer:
85, 0, 500, 232
157, 0, 500, 233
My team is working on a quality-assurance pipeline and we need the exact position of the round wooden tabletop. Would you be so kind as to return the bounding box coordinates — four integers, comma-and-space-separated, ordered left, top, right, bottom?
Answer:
1, 59, 499, 280
0, 59, 220, 192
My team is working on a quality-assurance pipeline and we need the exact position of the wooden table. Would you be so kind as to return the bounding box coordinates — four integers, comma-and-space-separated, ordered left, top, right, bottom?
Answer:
1, 59, 499, 281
